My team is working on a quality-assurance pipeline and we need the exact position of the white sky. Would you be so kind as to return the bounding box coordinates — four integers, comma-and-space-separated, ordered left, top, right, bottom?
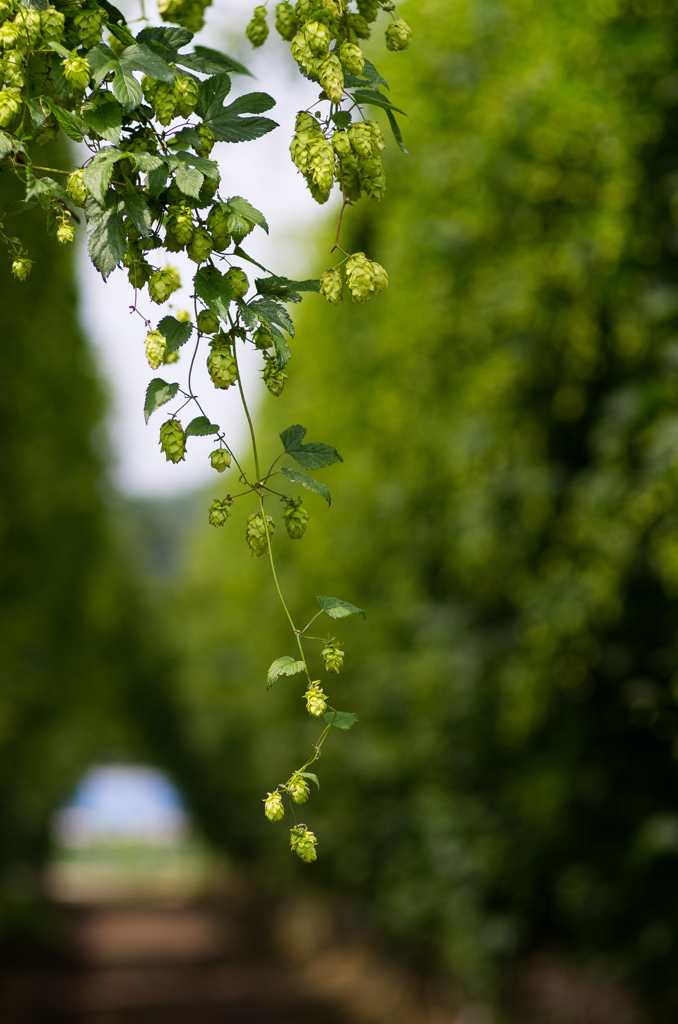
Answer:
79, 0, 339, 495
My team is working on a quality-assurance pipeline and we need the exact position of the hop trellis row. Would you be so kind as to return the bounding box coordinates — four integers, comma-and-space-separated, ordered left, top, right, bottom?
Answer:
0, 0, 410, 862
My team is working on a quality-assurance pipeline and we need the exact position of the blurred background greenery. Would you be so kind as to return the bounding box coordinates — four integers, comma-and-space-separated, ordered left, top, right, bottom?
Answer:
4, 0, 678, 1019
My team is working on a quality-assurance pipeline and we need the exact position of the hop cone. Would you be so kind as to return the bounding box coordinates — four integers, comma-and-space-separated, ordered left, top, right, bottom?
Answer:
207, 343, 237, 389
73, 8, 105, 49
345, 251, 374, 302
303, 19, 329, 55
331, 130, 351, 157
318, 53, 344, 104
290, 32, 316, 75
145, 330, 167, 369
319, 267, 343, 306
224, 266, 249, 298
308, 135, 334, 196
275, 1, 297, 40
196, 123, 215, 156
254, 323, 272, 349
167, 204, 194, 247
208, 497, 233, 526
290, 825, 318, 863
347, 12, 371, 38
61, 55, 90, 91
173, 75, 199, 117
321, 642, 344, 673
305, 683, 327, 717
187, 226, 213, 263
357, 0, 379, 19
67, 168, 88, 207
264, 790, 285, 821
282, 497, 309, 539
11, 256, 32, 281
246, 8, 268, 47
385, 18, 412, 51
263, 355, 287, 397
159, 419, 186, 463
197, 309, 220, 334
339, 41, 364, 75
0, 89, 21, 127
210, 448, 232, 472
246, 511, 275, 557
149, 267, 180, 304
206, 204, 232, 251
2, 52, 25, 90
287, 775, 310, 804
40, 7, 65, 43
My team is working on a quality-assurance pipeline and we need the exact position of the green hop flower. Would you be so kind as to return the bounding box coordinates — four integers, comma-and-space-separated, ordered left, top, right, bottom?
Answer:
385, 18, 412, 51
187, 226, 213, 264
303, 19, 330, 55
338, 151, 362, 201
207, 342, 238, 389
371, 260, 388, 294
208, 497, 233, 526
73, 7, 105, 49
150, 80, 177, 125
176, 309, 191, 323
145, 330, 167, 369
307, 135, 334, 198
11, 256, 32, 281
224, 266, 249, 298
357, 0, 379, 20
197, 309, 220, 334
173, 74, 199, 117
199, 176, 218, 205
290, 825, 318, 863
275, 1, 298, 40
206, 204, 232, 251
294, 0, 315, 20
263, 354, 287, 397
245, 510, 275, 557
253, 322, 272, 350
331, 130, 352, 157
0, 88, 21, 127
347, 12, 371, 38
196, 123, 215, 156
287, 775, 310, 804
317, 53, 344, 104
246, 7, 268, 47
281, 496, 309, 539
2, 51, 25, 89
345, 251, 374, 301
321, 641, 344, 673
67, 168, 88, 207
149, 266, 180, 304
159, 419, 186, 463
61, 54, 90, 92
319, 267, 343, 306
358, 154, 386, 200
338, 41, 364, 76
305, 683, 327, 717
290, 32, 316, 76
13, 9, 41, 47
210, 448, 232, 472
40, 6, 65, 42
56, 222, 75, 245
264, 790, 285, 822
347, 121, 374, 159
167, 205, 194, 247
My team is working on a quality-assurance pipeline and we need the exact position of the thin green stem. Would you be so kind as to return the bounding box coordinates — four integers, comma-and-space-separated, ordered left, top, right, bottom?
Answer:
233, 340, 261, 481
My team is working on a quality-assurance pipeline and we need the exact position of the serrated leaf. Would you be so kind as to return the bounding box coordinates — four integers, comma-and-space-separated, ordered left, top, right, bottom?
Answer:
179, 46, 252, 77
173, 150, 220, 180
248, 298, 294, 336
81, 97, 123, 143
87, 43, 119, 87
255, 275, 319, 303
290, 441, 342, 470
386, 108, 408, 154
147, 162, 170, 196
323, 711, 359, 730
25, 97, 46, 129
107, 21, 136, 48
21, 0, 48, 10
0, 131, 12, 159
299, 772, 320, 789
348, 88, 408, 117
209, 113, 278, 144
83, 148, 124, 203
267, 655, 306, 689
120, 43, 176, 83
122, 180, 153, 237
132, 151, 164, 173
167, 127, 203, 151
144, 378, 179, 424
136, 25, 193, 53
223, 91, 275, 115
271, 329, 291, 370
345, 58, 388, 90
185, 416, 219, 437
196, 73, 232, 121
85, 194, 126, 279
226, 195, 268, 233
112, 65, 143, 111
25, 170, 68, 205
280, 424, 307, 452
157, 315, 193, 353
174, 163, 203, 198
280, 467, 331, 506
194, 269, 233, 322
42, 97, 88, 142
99, 0, 127, 25
332, 110, 352, 129
317, 596, 365, 620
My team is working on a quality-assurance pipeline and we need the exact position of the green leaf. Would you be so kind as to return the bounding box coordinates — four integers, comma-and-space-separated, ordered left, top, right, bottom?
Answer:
298, 772, 319, 789
42, 97, 88, 142
81, 97, 123, 143
225, 195, 268, 233
209, 113, 278, 144
25, 170, 68, 205
323, 711, 359, 730
317, 596, 365, 620
179, 46, 252, 76
290, 442, 342, 470
174, 163, 203, 198
255, 276, 319, 303
85, 194, 126, 279
21, 0, 48, 10
194, 269, 233, 322
157, 315, 193, 353
131, 151, 164, 173
136, 26, 193, 53
87, 43, 119, 87
122, 180, 153, 237
348, 88, 408, 117
99, 0, 127, 25
248, 298, 294, 336
271, 328, 291, 370
167, 127, 203, 151
173, 150, 220, 180
386, 108, 408, 154
0, 131, 12, 159
185, 416, 219, 437
147, 162, 170, 196
25, 97, 46, 130
280, 467, 331, 506
120, 43, 176, 83
107, 21, 136, 49
344, 58, 389, 90
332, 110, 352, 129
196, 73, 232, 120
83, 148, 124, 203
267, 656, 306, 689
280, 424, 307, 452
112, 65, 143, 111
223, 91, 275, 115
143, 378, 180, 424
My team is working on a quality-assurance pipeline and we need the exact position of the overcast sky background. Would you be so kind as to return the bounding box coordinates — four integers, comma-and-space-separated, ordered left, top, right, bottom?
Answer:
79, 0, 339, 496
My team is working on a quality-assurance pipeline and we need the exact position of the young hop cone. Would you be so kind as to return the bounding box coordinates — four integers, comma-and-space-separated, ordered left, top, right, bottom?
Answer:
11, 256, 32, 281
319, 267, 343, 306
264, 790, 285, 821
245, 511, 275, 556
385, 18, 412, 51
67, 168, 88, 206
145, 330, 167, 369
305, 682, 327, 716
149, 266, 181, 304
197, 309, 220, 334
210, 448, 232, 472
224, 266, 249, 298
61, 54, 90, 91
159, 419, 186, 463
275, 1, 298, 40
207, 341, 238, 389
56, 222, 75, 245
321, 642, 344, 673
263, 355, 287, 397
287, 774, 310, 804
281, 496, 309, 539
339, 40, 365, 76
208, 497, 233, 526
246, 6, 269, 47
290, 825, 318, 863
